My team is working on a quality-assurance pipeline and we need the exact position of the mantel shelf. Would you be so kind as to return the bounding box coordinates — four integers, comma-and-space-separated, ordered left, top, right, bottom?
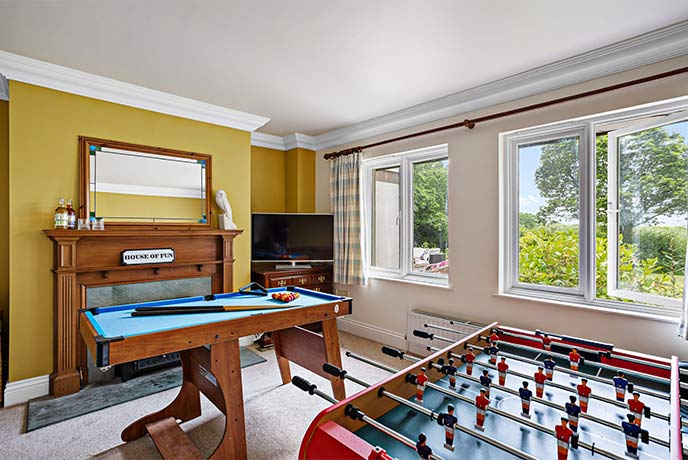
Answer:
44, 229, 243, 239
65, 259, 226, 274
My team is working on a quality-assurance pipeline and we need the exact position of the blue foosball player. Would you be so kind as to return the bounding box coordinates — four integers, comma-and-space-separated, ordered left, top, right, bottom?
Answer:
437, 404, 457, 451
487, 342, 499, 365
519, 381, 532, 418
613, 371, 631, 402
441, 358, 458, 390
544, 355, 556, 381
622, 414, 649, 459
480, 369, 492, 399
565, 395, 581, 432
416, 433, 433, 460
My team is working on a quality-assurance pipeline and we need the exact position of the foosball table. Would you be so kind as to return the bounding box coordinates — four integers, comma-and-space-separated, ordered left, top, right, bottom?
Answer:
292, 322, 685, 460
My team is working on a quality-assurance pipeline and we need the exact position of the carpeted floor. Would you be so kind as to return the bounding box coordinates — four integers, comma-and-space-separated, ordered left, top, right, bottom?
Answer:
0, 332, 405, 460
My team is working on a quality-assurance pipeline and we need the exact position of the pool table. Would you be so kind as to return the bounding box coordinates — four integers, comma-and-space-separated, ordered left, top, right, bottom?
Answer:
79, 286, 352, 460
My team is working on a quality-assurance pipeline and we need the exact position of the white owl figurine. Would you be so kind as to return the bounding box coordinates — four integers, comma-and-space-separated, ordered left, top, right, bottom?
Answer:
215, 190, 237, 230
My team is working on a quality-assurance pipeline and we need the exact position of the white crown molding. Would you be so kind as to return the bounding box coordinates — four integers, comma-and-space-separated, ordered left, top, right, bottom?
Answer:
0, 51, 270, 132
312, 20, 688, 151
0, 74, 8, 101
251, 131, 316, 151
4, 374, 49, 407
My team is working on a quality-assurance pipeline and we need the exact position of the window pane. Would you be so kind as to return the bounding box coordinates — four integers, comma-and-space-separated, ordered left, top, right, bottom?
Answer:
372, 166, 400, 269
412, 159, 448, 275
612, 121, 688, 301
518, 137, 580, 288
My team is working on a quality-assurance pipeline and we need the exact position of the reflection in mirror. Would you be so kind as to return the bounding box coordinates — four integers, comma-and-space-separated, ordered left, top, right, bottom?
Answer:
80, 138, 212, 226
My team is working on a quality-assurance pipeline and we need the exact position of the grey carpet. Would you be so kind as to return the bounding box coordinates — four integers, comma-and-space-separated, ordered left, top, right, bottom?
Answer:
26, 346, 266, 432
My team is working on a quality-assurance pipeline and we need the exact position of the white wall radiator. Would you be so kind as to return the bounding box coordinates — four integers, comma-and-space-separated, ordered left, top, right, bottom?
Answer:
406, 310, 485, 356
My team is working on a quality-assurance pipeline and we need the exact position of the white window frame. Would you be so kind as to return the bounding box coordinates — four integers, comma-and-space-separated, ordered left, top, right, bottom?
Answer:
363, 144, 449, 286
500, 96, 688, 317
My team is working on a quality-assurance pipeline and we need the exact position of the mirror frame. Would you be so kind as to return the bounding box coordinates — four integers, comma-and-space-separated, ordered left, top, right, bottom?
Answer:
78, 136, 213, 228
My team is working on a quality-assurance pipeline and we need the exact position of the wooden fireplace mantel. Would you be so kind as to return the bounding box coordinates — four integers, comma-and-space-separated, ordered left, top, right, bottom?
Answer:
44, 228, 243, 397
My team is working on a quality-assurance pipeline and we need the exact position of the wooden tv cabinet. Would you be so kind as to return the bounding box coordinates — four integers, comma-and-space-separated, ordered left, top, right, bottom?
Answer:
251, 264, 333, 293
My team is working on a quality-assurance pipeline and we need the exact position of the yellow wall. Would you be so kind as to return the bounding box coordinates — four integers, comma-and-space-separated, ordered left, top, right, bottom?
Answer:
285, 148, 315, 213
251, 145, 286, 212
93, 191, 204, 222
8, 81, 251, 382
0, 100, 8, 365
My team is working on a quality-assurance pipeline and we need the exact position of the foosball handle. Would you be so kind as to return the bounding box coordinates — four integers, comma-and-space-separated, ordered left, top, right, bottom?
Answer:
291, 376, 317, 395
323, 362, 347, 379
405, 373, 418, 385
381, 346, 405, 359
413, 329, 434, 340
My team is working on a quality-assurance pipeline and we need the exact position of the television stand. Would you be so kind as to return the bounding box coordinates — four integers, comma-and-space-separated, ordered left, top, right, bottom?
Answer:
275, 261, 312, 270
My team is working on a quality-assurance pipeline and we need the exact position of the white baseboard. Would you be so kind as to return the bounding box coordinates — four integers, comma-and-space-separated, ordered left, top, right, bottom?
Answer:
337, 317, 406, 350
3, 374, 49, 407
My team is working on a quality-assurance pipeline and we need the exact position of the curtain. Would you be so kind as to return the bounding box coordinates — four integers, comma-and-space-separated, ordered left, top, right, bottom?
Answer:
679, 230, 688, 338
330, 151, 367, 286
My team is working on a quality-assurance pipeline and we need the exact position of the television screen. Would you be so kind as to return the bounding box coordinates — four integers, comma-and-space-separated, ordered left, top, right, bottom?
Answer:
252, 213, 334, 262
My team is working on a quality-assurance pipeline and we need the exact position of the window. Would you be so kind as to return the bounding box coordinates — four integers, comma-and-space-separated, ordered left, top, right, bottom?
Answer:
501, 98, 688, 316
364, 145, 449, 286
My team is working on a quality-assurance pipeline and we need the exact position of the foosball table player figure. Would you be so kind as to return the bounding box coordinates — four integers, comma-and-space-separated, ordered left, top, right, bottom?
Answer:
489, 328, 500, 344
613, 371, 630, 402
487, 341, 499, 365
555, 417, 577, 460
544, 354, 556, 381
442, 358, 458, 390
464, 347, 476, 376
437, 404, 457, 451
416, 367, 428, 403
577, 378, 591, 412
415, 432, 433, 460
479, 369, 492, 398
475, 388, 490, 431
519, 380, 533, 418
628, 391, 648, 426
568, 348, 581, 371
497, 356, 509, 386
542, 332, 552, 351
622, 414, 649, 459
534, 366, 547, 398
565, 395, 581, 432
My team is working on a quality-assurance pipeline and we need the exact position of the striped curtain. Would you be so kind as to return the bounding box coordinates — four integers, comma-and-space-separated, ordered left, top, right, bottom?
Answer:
330, 152, 367, 285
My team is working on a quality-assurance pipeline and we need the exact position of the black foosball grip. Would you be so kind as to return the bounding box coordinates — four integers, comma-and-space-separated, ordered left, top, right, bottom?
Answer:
570, 433, 579, 449
644, 406, 651, 418
640, 429, 649, 444
579, 357, 585, 366
628, 382, 635, 393
413, 329, 433, 340
292, 376, 317, 395
382, 346, 404, 359
405, 373, 418, 385
345, 404, 365, 421
323, 363, 346, 378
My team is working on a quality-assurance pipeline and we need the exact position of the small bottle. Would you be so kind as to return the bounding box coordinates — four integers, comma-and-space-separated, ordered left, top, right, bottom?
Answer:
66, 199, 76, 230
54, 198, 68, 229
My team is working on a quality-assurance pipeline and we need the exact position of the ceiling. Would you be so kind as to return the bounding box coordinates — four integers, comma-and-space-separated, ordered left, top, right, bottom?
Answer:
0, 1, 687, 136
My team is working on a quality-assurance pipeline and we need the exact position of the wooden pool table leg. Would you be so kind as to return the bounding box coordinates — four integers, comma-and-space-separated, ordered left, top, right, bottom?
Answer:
271, 331, 293, 385
322, 318, 346, 401
209, 338, 247, 460
121, 350, 201, 442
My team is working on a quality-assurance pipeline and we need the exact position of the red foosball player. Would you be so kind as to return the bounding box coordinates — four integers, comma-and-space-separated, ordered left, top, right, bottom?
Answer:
542, 333, 552, 351
442, 358, 458, 390
487, 342, 499, 365
497, 356, 509, 386
489, 328, 500, 344
568, 348, 581, 372
565, 395, 581, 432
613, 371, 629, 402
577, 378, 591, 412
534, 366, 547, 398
621, 414, 645, 459
555, 417, 575, 460
628, 392, 647, 426
479, 369, 492, 399
464, 348, 476, 376
415, 433, 433, 460
437, 404, 457, 451
543, 355, 556, 381
475, 388, 490, 431
416, 367, 428, 403
519, 381, 532, 418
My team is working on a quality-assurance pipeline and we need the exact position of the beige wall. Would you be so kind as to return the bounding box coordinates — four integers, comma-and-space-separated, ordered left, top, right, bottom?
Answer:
316, 56, 688, 359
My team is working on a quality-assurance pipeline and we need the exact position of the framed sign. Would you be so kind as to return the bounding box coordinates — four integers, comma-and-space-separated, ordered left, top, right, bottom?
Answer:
121, 248, 176, 266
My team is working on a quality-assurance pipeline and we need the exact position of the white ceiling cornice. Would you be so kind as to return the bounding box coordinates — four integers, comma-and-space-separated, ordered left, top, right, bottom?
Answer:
312, 20, 688, 151
251, 132, 286, 150
0, 74, 7, 101
251, 131, 316, 151
283, 133, 316, 151
0, 50, 270, 132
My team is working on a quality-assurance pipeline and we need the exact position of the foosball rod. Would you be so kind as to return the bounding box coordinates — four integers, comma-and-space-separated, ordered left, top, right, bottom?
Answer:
345, 352, 627, 460
415, 328, 671, 389
425, 345, 673, 424
382, 347, 670, 448
324, 363, 540, 460
290, 376, 446, 460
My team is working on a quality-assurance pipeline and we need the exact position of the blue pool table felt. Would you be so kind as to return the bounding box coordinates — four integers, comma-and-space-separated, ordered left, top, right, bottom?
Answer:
85, 287, 345, 339
355, 344, 671, 460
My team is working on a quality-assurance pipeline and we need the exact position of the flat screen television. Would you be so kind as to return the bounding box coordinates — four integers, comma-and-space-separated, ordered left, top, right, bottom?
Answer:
252, 213, 334, 265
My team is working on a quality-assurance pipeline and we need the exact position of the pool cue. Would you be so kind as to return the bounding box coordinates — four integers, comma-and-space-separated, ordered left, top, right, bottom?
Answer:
131, 303, 300, 316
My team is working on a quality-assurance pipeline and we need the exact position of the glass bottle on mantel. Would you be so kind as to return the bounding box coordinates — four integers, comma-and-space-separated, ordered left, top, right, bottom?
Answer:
54, 198, 68, 229
66, 199, 76, 230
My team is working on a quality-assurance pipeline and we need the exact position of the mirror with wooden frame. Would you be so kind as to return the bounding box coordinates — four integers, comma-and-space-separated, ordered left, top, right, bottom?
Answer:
79, 137, 212, 227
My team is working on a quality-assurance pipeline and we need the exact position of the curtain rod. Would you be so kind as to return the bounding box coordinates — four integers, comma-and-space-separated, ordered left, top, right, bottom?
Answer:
323, 65, 688, 160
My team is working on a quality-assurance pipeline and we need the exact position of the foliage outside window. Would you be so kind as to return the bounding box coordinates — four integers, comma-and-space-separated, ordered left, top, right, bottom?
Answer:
364, 145, 449, 286
501, 99, 688, 316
